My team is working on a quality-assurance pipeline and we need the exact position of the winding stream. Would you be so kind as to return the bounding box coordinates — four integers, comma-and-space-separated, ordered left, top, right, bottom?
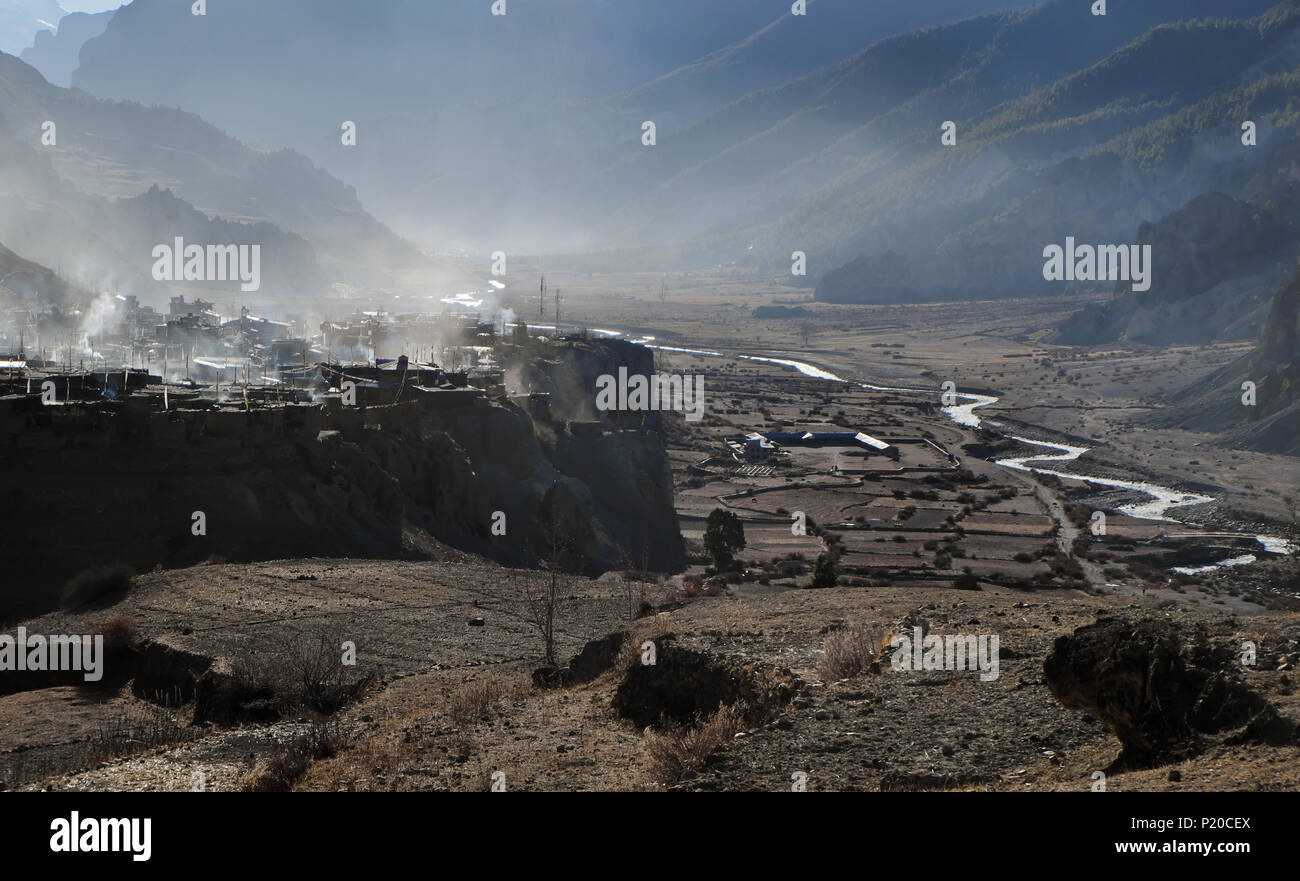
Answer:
556, 323, 1289, 568
700, 343, 1287, 566
994, 435, 1215, 521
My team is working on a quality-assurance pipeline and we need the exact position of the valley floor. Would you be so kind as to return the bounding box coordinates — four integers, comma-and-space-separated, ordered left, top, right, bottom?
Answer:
5, 558, 1297, 792
5, 270, 1298, 792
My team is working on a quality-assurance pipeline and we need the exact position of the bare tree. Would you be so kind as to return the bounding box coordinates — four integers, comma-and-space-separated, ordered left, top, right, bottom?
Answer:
613, 537, 651, 621
521, 523, 573, 667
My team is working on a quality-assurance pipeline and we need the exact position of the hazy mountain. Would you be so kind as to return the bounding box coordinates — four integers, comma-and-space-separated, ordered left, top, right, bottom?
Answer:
804, 0, 1300, 304
19, 9, 112, 86
1112, 127, 1300, 453
1054, 188, 1300, 347
0, 57, 324, 298
0, 238, 88, 315
62, 0, 1300, 313
69, 0, 1036, 251
608, 0, 1034, 131
1162, 265, 1300, 456
0, 0, 62, 56
0, 50, 424, 293
0, 125, 325, 301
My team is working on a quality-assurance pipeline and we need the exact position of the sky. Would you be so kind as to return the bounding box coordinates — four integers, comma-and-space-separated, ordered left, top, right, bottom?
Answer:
0, 1, 127, 56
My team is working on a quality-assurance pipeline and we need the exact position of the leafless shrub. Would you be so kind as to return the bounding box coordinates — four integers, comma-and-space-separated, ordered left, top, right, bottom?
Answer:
89, 704, 191, 765
645, 704, 743, 784
616, 547, 652, 620
94, 616, 137, 656
227, 631, 364, 717
521, 571, 562, 667
239, 722, 347, 793
819, 624, 881, 682
520, 525, 578, 666
285, 632, 363, 714
447, 676, 521, 725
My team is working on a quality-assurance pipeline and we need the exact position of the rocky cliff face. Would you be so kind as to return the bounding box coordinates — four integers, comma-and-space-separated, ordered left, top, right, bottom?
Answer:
0, 387, 685, 619
18, 10, 113, 87
1261, 265, 1300, 361
1054, 192, 1300, 345
1159, 265, 1300, 455
507, 337, 658, 426
496, 337, 684, 565
1228, 266, 1300, 453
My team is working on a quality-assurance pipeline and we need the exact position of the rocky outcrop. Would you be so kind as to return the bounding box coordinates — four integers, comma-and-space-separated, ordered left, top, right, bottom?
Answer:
1260, 265, 1300, 362
1044, 617, 1297, 769
614, 638, 798, 729
19, 11, 114, 87
130, 640, 214, 707
532, 630, 629, 689
507, 337, 658, 427
0, 384, 685, 617
1054, 193, 1300, 346
569, 631, 628, 684
1158, 265, 1300, 455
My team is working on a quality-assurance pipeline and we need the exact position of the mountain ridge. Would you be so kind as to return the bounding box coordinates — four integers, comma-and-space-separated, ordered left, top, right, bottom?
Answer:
19, 9, 113, 87
0, 49, 427, 296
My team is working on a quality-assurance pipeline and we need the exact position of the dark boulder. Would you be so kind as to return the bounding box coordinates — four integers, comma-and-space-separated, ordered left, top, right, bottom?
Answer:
131, 640, 213, 707
613, 639, 797, 729
568, 631, 628, 684
532, 631, 630, 689
1044, 617, 1297, 770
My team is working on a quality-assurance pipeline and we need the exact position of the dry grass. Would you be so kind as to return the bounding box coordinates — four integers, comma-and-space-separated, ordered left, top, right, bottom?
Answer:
239, 722, 348, 792
612, 620, 675, 682
819, 624, 881, 681
226, 631, 368, 719
300, 722, 428, 792
446, 674, 526, 725
286, 632, 366, 714
614, 637, 646, 681
652, 612, 674, 637
644, 703, 744, 785
89, 704, 191, 766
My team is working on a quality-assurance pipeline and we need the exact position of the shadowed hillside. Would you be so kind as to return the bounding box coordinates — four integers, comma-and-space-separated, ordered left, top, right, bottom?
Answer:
1162, 265, 1300, 455
68, 0, 1034, 251
0, 51, 423, 292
